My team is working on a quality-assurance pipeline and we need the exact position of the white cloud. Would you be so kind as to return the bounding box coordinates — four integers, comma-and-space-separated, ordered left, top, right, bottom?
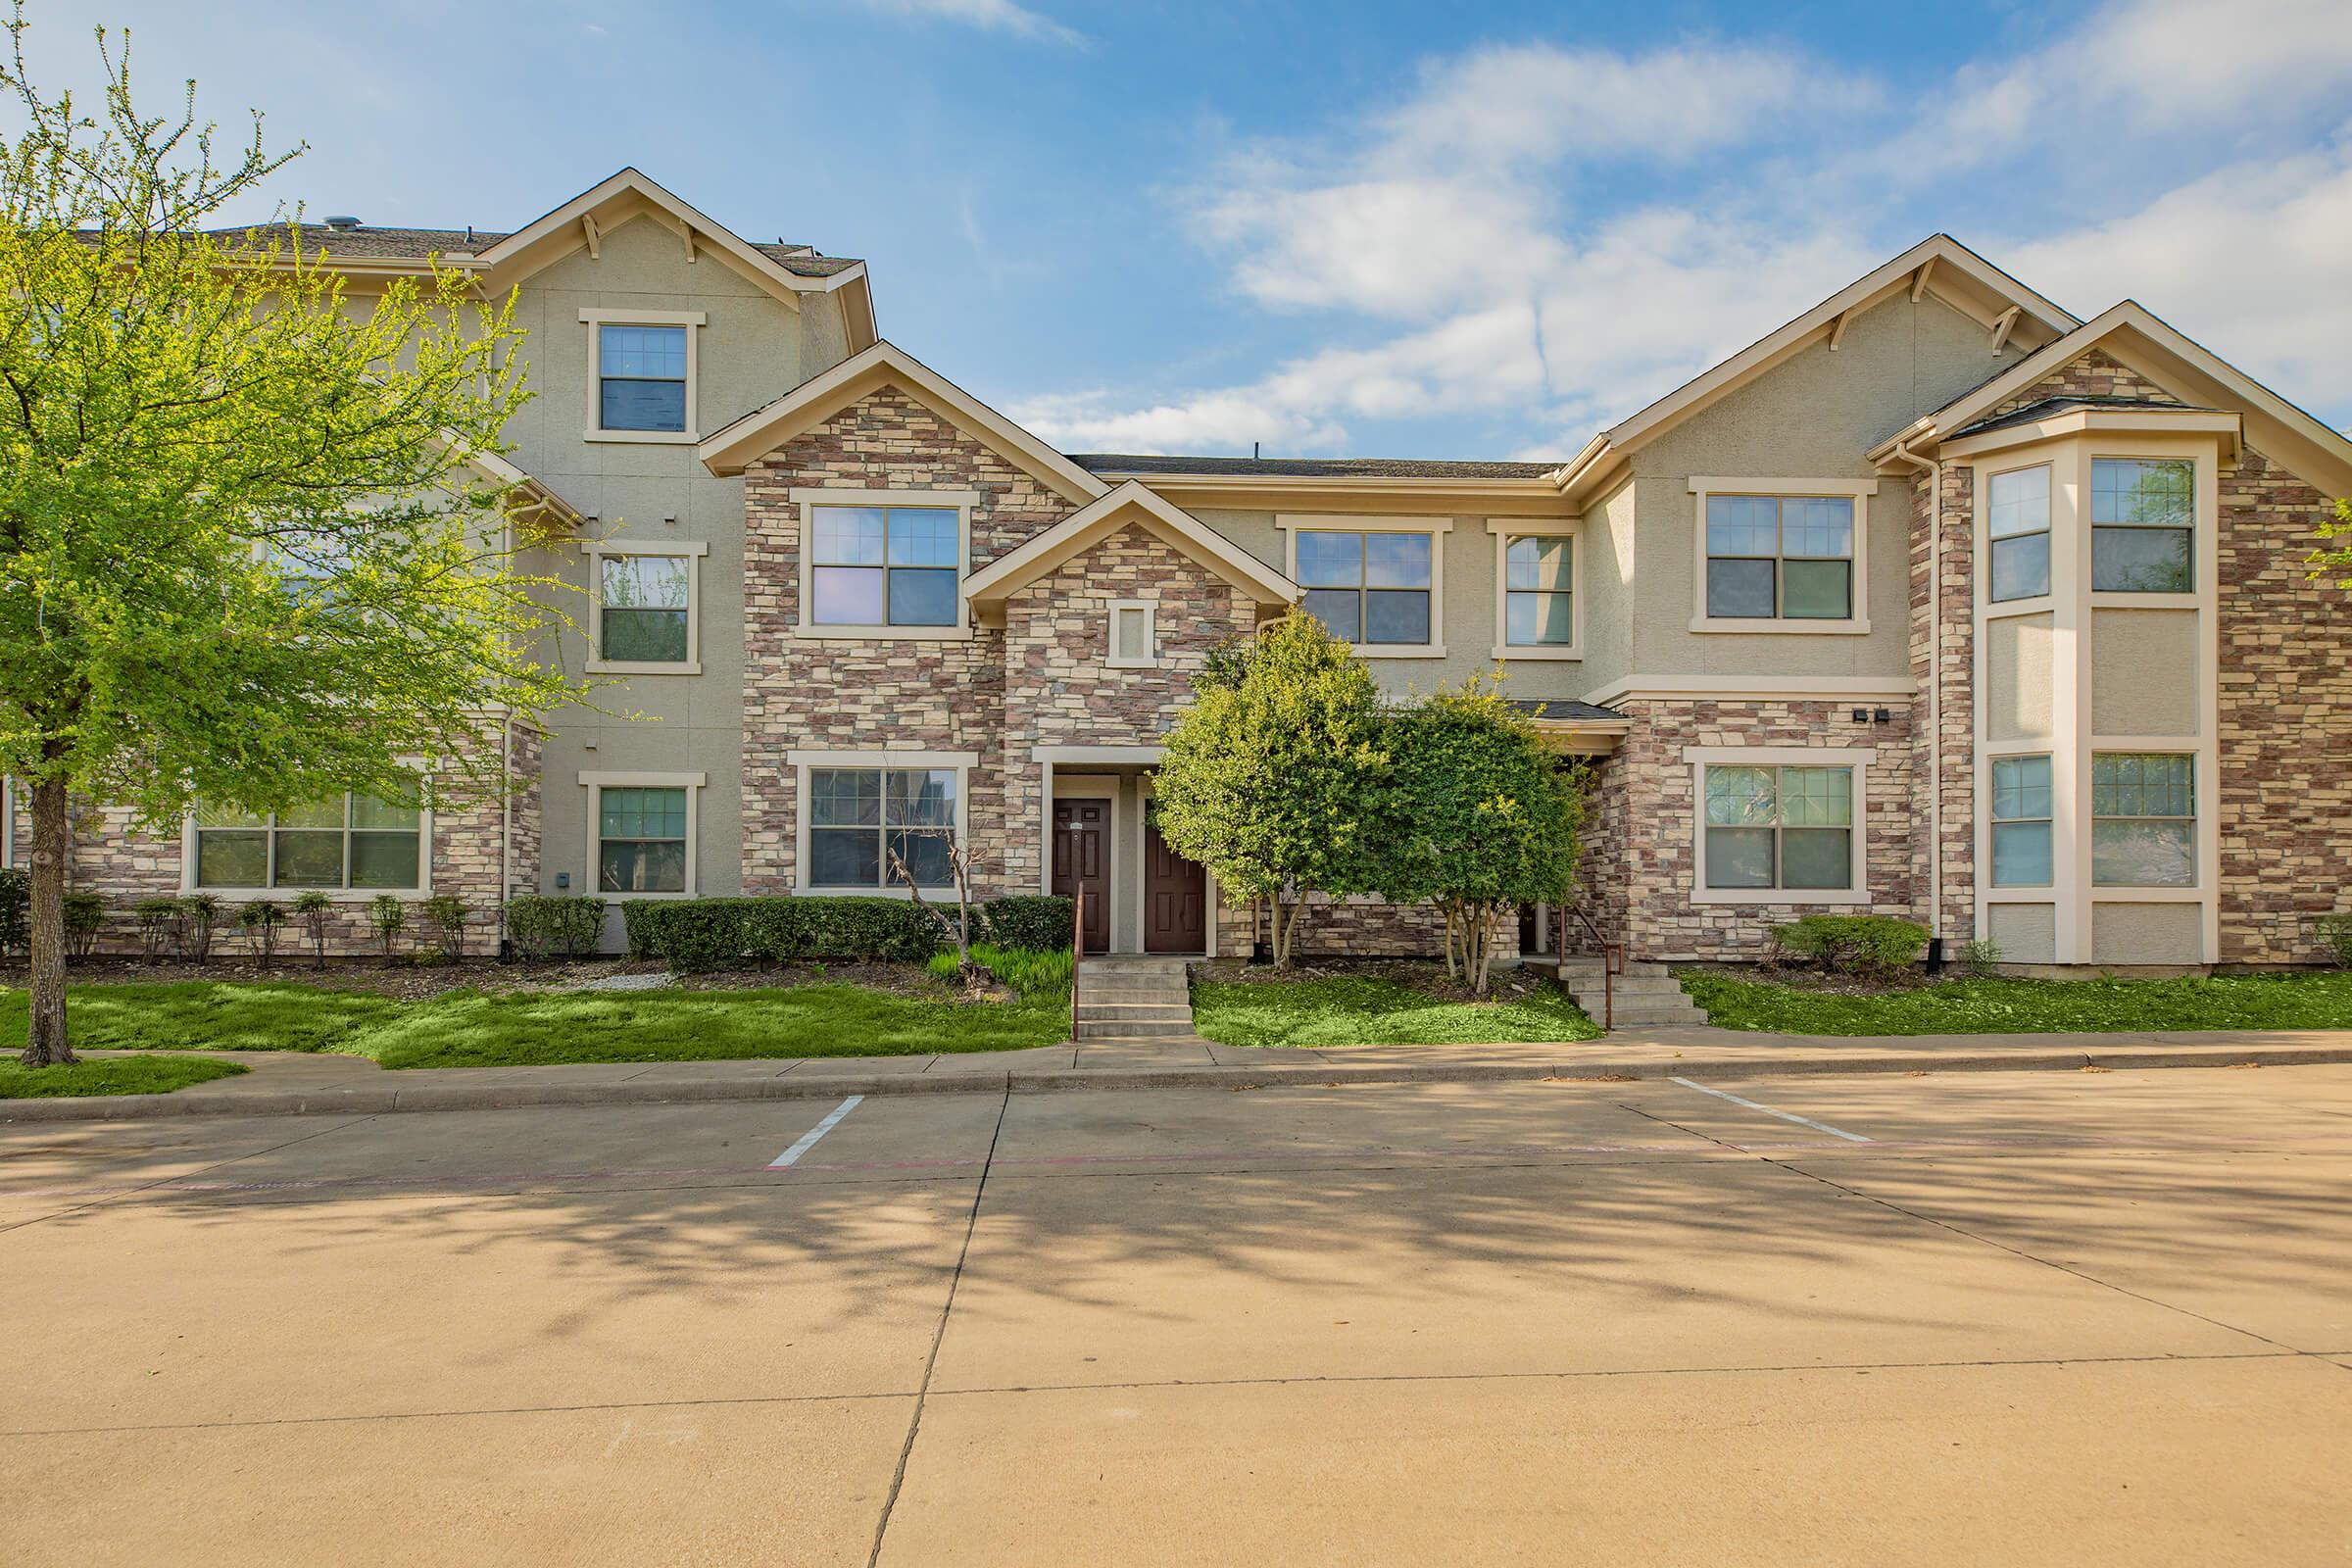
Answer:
1044, 3, 2352, 457
854, 0, 1083, 47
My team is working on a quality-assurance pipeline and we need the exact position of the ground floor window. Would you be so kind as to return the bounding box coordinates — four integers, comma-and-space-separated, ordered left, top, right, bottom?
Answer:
194, 796, 423, 890
808, 767, 956, 888
2091, 753, 2194, 887
1989, 754, 2053, 887
1701, 764, 1854, 890
598, 786, 689, 894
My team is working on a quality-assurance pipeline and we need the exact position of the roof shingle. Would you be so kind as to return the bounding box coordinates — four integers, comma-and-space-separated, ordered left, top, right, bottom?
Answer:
1069, 453, 1566, 480
197, 222, 859, 276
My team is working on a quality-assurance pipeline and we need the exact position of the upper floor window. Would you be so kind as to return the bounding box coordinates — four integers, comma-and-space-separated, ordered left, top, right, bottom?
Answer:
1703, 495, 1853, 620
1107, 600, 1158, 668
1987, 464, 2052, 602
2091, 753, 2194, 887
194, 795, 423, 892
585, 541, 706, 675
1505, 535, 1572, 645
809, 506, 960, 627
582, 309, 704, 442
2091, 459, 2192, 592
1298, 529, 1432, 645
599, 325, 686, 432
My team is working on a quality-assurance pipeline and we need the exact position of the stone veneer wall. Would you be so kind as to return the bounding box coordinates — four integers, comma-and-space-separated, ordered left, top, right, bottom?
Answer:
1565, 753, 1628, 953
1002, 521, 1256, 898
1920, 462, 1978, 943
2215, 444, 2352, 964
1610, 699, 1918, 960
737, 387, 1067, 898
1222, 895, 1522, 963
505, 721, 544, 902
1987, 347, 2183, 417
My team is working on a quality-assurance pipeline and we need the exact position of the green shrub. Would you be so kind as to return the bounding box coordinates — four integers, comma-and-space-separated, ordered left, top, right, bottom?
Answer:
979, 895, 1075, 952
132, 896, 180, 960
421, 895, 467, 961
292, 890, 334, 969
236, 899, 286, 962
176, 893, 221, 962
2316, 913, 2352, 968
1768, 914, 1929, 980
368, 895, 407, 960
505, 895, 607, 960
623, 896, 943, 972
926, 944, 1073, 997
1956, 938, 2004, 979
63, 890, 106, 956
0, 866, 28, 956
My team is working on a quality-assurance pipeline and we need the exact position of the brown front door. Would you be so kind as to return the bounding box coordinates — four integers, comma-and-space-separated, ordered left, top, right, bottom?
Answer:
1144, 805, 1206, 954
1052, 800, 1110, 954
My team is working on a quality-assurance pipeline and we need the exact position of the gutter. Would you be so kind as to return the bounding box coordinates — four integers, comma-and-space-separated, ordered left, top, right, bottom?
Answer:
1886, 430, 1943, 949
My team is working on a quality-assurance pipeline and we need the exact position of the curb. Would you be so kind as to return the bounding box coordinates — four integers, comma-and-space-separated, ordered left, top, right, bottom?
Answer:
5, 1043, 2347, 1123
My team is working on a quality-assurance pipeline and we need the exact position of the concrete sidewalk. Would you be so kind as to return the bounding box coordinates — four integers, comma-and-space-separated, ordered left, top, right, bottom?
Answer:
8, 1024, 2351, 1122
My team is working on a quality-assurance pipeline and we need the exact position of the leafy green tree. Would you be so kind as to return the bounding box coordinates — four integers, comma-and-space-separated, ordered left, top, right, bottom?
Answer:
1152, 614, 1386, 965
2314, 498, 2352, 590
1370, 677, 1584, 996
0, 12, 579, 1063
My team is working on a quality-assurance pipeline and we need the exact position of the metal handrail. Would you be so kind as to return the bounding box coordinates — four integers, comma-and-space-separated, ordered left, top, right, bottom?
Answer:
1069, 884, 1084, 1020
1557, 901, 1625, 1032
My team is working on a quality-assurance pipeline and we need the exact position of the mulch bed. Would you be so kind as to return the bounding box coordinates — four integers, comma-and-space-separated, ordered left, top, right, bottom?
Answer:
2, 955, 952, 1002
1673, 960, 1943, 999
1190, 956, 1562, 1005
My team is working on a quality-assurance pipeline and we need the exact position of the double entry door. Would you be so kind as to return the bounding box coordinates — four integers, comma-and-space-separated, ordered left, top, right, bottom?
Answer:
1050, 797, 1206, 956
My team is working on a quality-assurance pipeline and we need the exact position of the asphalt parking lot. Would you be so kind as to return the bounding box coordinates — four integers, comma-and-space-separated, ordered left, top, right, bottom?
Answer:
4, 1063, 2347, 1565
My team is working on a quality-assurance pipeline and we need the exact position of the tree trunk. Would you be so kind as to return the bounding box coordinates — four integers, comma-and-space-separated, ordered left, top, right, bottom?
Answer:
1441, 905, 1458, 979
1273, 893, 1308, 967
22, 776, 74, 1066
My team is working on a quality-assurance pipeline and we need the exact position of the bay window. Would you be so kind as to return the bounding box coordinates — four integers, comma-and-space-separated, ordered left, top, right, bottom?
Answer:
2091, 458, 2193, 592
1987, 464, 2052, 602
1989, 754, 2053, 887
2091, 753, 2194, 887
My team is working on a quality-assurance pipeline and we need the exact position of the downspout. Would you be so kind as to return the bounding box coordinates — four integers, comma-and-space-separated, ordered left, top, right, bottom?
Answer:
1888, 430, 1942, 960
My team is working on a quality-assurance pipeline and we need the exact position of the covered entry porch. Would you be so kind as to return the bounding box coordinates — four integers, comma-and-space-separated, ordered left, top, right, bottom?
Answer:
1035, 745, 1215, 957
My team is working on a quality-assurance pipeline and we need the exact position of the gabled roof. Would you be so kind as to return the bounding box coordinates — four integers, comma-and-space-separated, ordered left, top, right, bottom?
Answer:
1072, 454, 1567, 481
1871, 301, 2352, 495
1556, 235, 2081, 507
697, 341, 1110, 503
475, 170, 876, 346
960, 480, 1298, 619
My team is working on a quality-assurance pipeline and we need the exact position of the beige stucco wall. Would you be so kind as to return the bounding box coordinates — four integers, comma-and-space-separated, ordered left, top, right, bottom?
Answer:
2090, 901, 2203, 965
1986, 612, 2055, 741
1987, 902, 2056, 963
2090, 609, 2200, 736
1625, 294, 2031, 681
496, 215, 858, 902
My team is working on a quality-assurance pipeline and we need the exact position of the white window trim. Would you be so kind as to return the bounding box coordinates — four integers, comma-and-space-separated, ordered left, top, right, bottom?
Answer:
786, 749, 975, 900
1106, 598, 1161, 669
1682, 744, 1875, 906
1688, 476, 1876, 635
581, 308, 706, 444
791, 488, 979, 643
1276, 514, 1450, 658
581, 770, 705, 902
582, 538, 708, 676
179, 796, 438, 902
1484, 518, 1584, 661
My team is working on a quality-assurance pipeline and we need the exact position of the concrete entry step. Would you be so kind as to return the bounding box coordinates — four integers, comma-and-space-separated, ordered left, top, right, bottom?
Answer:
1073, 956, 1201, 1044
1074, 1019, 1199, 1040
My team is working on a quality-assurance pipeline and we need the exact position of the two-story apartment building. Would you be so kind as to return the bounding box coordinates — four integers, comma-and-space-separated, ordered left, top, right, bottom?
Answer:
11, 168, 2349, 972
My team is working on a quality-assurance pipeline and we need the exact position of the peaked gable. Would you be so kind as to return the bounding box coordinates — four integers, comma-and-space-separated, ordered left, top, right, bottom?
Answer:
962, 480, 1298, 623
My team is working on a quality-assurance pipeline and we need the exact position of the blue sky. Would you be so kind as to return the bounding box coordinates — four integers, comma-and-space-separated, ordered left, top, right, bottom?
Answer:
30, 0, 2352, 458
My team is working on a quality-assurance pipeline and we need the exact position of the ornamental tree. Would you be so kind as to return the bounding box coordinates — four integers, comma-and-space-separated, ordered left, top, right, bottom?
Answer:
1152, 614, 1386, 965
0, 12, 581, 1063
2315, 498, 2352, 590
1369, 677, 1584, 996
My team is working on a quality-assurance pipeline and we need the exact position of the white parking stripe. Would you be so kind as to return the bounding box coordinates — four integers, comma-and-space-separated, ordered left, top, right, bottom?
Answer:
768, 1096, 865, 1167
1669, 1077, 1873, 1143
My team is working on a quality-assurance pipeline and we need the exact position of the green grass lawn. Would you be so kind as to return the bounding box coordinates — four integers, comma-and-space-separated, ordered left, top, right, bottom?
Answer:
0, 1054, 248, 1099
1680, 967, 2352, 1036
1190, 975, 1600, 1049
0, 980, 1070, 1069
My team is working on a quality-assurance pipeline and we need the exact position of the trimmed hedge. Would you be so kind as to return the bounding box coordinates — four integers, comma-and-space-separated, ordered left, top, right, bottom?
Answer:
1768, 914, 1929, 979
505, 895, 608, 960
621, 894, 1077, 973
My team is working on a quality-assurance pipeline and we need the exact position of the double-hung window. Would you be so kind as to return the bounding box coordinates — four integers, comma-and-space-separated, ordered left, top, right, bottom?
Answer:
1987, 464, 2052, 602
1298, 529, 1433, 646
1701, 764, 1854, 891
599, 554, 692, 663
1704, 495, 1853, 620
598, 787, 688, 894
1989, 755, 2053, 887
2091, 754, 2194, 887
597, 324, 687, 433
808, 767, 956, 888
808, 506, 960, 629
2091, 459, 2193, 592
194, 796, 423, 891
1503, 535, 1573, 647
